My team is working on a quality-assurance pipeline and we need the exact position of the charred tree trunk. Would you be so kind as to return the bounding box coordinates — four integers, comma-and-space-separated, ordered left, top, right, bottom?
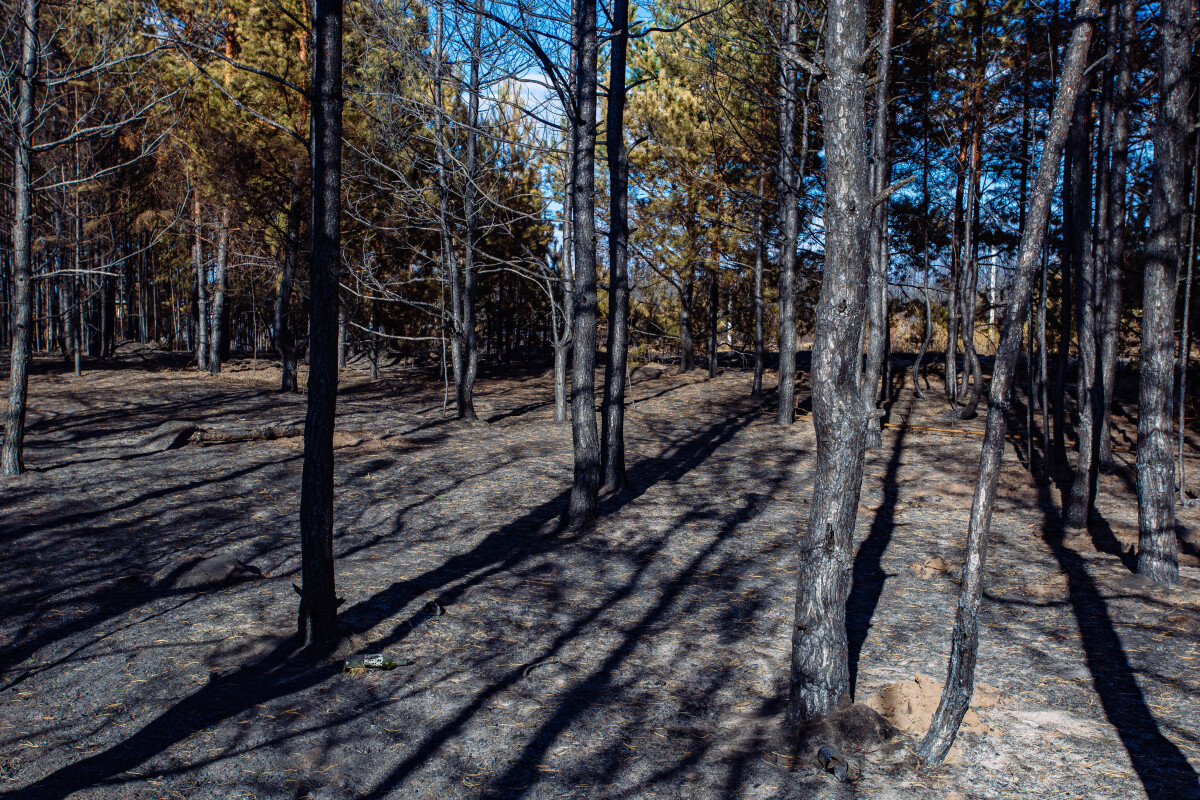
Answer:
707, 228, 719, 379
298, 0, 344, 645
1098, 0, 1134, 472
564, 0, 600, 529
600, 0, 630, 493
1067, 78, 1099, 527
861, 0, 895, 449
787, 0, 869, 724
1136, 0, 1189, 585
2, 0, 37, 476
432, 0, 465, 415
775, 0, 800, 425
752, 174, 766, 397
679, 273, 695, 372
460, 0, 483, 420
917, 0, 1098, 763
1052, 147, 1075, 468
277, 169, 302, 392
208, 208, 230, 376
194, 196, 208, 371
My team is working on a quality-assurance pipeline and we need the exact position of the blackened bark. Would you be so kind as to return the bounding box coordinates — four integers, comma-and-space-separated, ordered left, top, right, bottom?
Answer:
917, 0, 1098, 764
299, 0, 343, 644
194, 196, 208, 371
600, 0, 630, 493
707, 247, 719, 378
1179, 95, 1200, 500
957, 0, 986, 419
2, 0, 37, 476
946, 132, 967, 406
862, 0, 895, 449
1066, 80, 1098, 527
752, 174, 766, 397
1136, 0, 1189, 585
432, 0, 464, 414
1098, 0, 1133, 472
277, 170, 302, 392
564, 0, 600, 529
679, 273, 695, 372
787, 0, 869, 725
775, 0, 800, 425
1052, 146, 1075, 468
208, 208, 230, 376
460, 0, 483, 420
956, 132, 983, 419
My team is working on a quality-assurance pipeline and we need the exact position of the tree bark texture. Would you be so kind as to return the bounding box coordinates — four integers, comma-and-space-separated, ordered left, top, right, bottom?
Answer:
1098, 0, 1133, 472
862, 0, 895, 449
565, 0, 600, 529
917, 0, 1098, 764
208, 208, 231, 376
787, 0, 870, 725
775, 0, 800, 425
277, 169, 302, 392
752, 174, 766, 397
601, 0, 630, 493
1066, 80, 1098, 527
1136, 0, 1189, 585
2, 0, 37, 477
299, 0, 344, 644
459, 0, 483, 420
194, 196, 208, 372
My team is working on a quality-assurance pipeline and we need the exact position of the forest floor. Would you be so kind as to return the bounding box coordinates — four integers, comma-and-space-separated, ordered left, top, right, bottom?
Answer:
2, 347, 1200, 800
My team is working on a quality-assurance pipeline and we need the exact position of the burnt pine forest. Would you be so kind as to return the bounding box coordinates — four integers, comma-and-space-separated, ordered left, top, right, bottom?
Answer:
3, 0, 1200, 796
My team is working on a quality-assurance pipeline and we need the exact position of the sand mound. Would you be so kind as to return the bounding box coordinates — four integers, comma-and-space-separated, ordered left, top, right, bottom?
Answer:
864, 673, 1005, 736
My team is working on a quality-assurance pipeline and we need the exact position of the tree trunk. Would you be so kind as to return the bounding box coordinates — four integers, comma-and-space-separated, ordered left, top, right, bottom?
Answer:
752, 173, 766, 397
946, 130, 967, 407
775, 0, 800, 425
787, 0, 869, 725
432, 0, 465, 415
1052, 146, 1075, 468
194, 196, 208, 371
208, 208, 230, 376
459, 0, 483, 420
298, 0, 344, 645
956, 2, 986, 419
564, 0, 600, 529
707, 234, 719, 378
1066, 78, 1099, 528
917, 1, 1098, 763
2, 0, 38, 476
861, 0, 895, 449
1179, 94, 1200, 501
1136, 0, 1189, 586
600, 0, 630, 493
679, 274, 695, 372
277, 168, 302, 392
1098, 0, 1134, 472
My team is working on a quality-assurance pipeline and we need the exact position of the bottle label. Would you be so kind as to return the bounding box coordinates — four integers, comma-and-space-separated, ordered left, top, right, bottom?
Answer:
363, 655, 385, 668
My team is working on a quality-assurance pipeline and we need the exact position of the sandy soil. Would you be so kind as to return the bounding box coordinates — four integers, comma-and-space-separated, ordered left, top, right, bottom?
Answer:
1, 350, 1198, 799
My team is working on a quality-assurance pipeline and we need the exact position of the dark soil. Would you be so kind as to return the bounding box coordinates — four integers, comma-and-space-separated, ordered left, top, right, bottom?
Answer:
1, 351, 1199, 799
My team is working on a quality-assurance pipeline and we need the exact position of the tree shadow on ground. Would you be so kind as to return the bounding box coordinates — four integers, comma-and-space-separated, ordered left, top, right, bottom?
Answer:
1036, 483, 1200, 800
359, 411, 792, 799
846, 405, 909, 697
4, 408, 761, 799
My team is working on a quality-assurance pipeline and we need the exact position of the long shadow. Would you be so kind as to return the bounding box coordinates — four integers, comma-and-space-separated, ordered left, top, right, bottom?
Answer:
1037, 485, 1200, 799
846, 404, 909, 697
5, 409, 759, 799
361, 429, 792, 799
0, 457, 300, 679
